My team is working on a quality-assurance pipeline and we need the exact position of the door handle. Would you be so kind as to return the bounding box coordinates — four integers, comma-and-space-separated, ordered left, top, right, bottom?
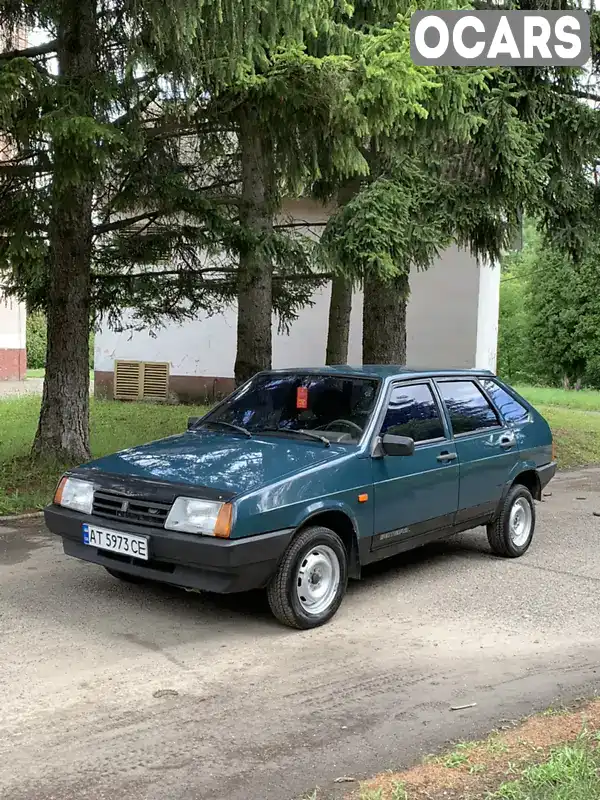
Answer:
437, 451, 457, 463
500, 433, 516, 449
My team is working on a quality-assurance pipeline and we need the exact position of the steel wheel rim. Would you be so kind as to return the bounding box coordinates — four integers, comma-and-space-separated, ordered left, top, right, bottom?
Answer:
509, 497, 532, 547
296, 545, 340, 616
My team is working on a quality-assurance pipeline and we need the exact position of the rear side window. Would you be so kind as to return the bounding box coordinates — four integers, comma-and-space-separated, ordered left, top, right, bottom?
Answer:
381, 384, 446, 442
481, 379, 529, 423
437, 380, 500, 435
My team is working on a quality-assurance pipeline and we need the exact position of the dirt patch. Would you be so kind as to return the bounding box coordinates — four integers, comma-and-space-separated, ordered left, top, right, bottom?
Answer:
353, 699, 600, 799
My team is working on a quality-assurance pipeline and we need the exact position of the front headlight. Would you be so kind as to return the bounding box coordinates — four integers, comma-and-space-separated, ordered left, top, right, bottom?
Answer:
165, 497, 232, 538
54, 476, 94, 514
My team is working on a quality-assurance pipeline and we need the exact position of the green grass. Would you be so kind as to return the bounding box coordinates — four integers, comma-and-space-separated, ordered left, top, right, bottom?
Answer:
438, 741, 480, 769
360, 783, 407, 800
0, 397, 207, 515
493, 737, 600, 800
514, 385, 600, 468
26, 368, 94, 380
516, 385, 600, 412
537, 405, 600, 469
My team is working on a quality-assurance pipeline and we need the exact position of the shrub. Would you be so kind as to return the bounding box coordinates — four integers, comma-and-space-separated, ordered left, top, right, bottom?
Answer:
26, 312, 47, 369
25, 312, 95, 371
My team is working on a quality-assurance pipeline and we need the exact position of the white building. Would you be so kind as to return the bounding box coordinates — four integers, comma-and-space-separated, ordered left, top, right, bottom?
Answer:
0, 28, 28, 381
94, 198, 500, 402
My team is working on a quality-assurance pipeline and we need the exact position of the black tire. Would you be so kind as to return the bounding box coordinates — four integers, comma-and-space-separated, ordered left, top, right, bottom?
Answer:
104, 567, 148, 585
487, 484, 536, 558
267, 526, 348, 629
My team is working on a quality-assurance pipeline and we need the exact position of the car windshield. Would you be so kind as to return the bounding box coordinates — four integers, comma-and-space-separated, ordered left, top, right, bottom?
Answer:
202, 373, 381, 444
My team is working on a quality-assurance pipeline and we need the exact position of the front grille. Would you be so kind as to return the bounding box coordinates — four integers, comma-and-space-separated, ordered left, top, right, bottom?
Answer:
92, 490, 171, 529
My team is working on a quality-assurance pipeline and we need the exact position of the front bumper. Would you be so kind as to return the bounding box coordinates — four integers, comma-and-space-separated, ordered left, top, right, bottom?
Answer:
44, 505, 294, 594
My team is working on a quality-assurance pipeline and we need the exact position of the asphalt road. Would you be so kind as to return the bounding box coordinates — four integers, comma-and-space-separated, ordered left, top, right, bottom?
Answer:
2, 468, 600, 800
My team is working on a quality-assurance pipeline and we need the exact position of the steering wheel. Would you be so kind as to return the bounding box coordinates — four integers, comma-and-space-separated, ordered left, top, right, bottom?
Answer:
319, 419, 363, 437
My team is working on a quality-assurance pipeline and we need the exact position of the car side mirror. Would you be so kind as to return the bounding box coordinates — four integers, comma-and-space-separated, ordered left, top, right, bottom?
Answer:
381, 433, 415, 457
188, 417, 202, 430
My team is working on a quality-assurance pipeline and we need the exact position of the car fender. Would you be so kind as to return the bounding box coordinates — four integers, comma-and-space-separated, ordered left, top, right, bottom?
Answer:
290, 499, 363, 579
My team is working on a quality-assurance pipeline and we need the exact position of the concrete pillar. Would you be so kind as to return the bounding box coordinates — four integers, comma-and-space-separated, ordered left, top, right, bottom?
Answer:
0, 31, 28, 380
0, 294, 27, 380
475, 258, 501, 373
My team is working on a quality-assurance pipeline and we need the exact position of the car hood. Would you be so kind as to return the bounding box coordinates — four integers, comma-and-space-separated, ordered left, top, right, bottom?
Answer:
80, 431, 350, 497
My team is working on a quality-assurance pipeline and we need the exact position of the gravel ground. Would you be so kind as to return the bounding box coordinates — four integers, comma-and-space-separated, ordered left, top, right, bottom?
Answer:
0, 379, 94, 397
1, 467, 599, 800
0, 378, 44, 397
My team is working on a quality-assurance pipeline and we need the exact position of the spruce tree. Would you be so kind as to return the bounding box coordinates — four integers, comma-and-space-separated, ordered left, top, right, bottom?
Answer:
319, 2, 600, 366
0, 0, 337, 458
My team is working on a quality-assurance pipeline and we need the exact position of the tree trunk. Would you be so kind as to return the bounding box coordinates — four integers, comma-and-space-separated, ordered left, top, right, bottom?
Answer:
32, 0, 96, 462
325, 276, 353, 364
234, 107, 273, 386
324, 179, 361, 365
362, 273, 409, 364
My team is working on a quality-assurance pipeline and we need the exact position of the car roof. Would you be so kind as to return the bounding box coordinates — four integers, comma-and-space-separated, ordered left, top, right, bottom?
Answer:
262, 365, 495, 381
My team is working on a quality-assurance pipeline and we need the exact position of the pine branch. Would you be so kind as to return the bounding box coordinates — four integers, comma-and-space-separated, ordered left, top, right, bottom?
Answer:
96, 269, 332, 282
0, 40, 59, 60
113, 88, 160, 128
0, 163, 52, 177
94, 211, 162, 235
567, 88, 600, 104
273, 221, 328, 230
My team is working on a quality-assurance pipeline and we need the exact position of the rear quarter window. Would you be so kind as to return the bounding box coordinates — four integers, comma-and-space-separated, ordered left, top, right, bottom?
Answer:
481, 379, 530, 423
436, 380, 501, 435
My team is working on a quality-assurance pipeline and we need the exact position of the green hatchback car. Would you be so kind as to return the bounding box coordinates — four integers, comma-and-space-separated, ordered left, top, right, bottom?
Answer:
45, 367, 556, 629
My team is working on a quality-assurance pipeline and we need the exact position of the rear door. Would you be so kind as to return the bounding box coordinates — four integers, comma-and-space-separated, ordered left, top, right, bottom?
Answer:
435, 379, 520, 526
370, 381, 460, 549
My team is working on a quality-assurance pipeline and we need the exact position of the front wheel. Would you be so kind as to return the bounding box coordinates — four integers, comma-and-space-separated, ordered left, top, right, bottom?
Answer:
487, 484, 536, 558
267, 526, 348, 629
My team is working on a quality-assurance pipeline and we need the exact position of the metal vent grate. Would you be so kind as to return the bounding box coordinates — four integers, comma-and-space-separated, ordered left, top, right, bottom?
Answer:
142, 361, 169, 400
114, 361, 142, 400
114, 360, 170, 401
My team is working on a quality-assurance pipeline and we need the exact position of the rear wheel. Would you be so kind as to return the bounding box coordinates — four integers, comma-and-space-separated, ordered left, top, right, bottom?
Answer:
105, 567, 147, 585
267, 526, 348, 629
487, 484, 536, 558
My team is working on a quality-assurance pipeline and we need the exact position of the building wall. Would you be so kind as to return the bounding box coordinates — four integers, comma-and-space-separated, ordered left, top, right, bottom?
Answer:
0, 294, 27, 380
95, 200, 501, 401
0, 29, 28, 380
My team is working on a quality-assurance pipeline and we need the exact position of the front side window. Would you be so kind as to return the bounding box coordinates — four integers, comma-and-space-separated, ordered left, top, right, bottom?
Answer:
481, 379, 530, 423
203, 373, 380, 444
437, 380, 501, 435
380, 384, 446, 443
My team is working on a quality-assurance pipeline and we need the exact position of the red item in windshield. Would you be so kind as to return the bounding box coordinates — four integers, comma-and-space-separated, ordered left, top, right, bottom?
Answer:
296, 386, 308, 410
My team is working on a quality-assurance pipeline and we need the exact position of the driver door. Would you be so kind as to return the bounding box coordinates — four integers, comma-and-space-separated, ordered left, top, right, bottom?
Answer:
370, 381, 460, 550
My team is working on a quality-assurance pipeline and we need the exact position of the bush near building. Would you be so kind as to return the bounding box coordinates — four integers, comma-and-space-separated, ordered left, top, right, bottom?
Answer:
26, 312, 94, 371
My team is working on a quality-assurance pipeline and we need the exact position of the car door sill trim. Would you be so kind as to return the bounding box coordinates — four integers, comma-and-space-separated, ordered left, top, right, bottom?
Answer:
362, 526, 456, 564
455, 501, 497, 526
368, 512, 456, 553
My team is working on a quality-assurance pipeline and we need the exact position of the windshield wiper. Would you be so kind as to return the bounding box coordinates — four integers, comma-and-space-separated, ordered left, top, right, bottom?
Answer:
197, 420, 252, 438
256, 427, 330, 447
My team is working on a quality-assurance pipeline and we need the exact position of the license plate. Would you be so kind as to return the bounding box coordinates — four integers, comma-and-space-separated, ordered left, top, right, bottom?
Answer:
83, 523, 149, 561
